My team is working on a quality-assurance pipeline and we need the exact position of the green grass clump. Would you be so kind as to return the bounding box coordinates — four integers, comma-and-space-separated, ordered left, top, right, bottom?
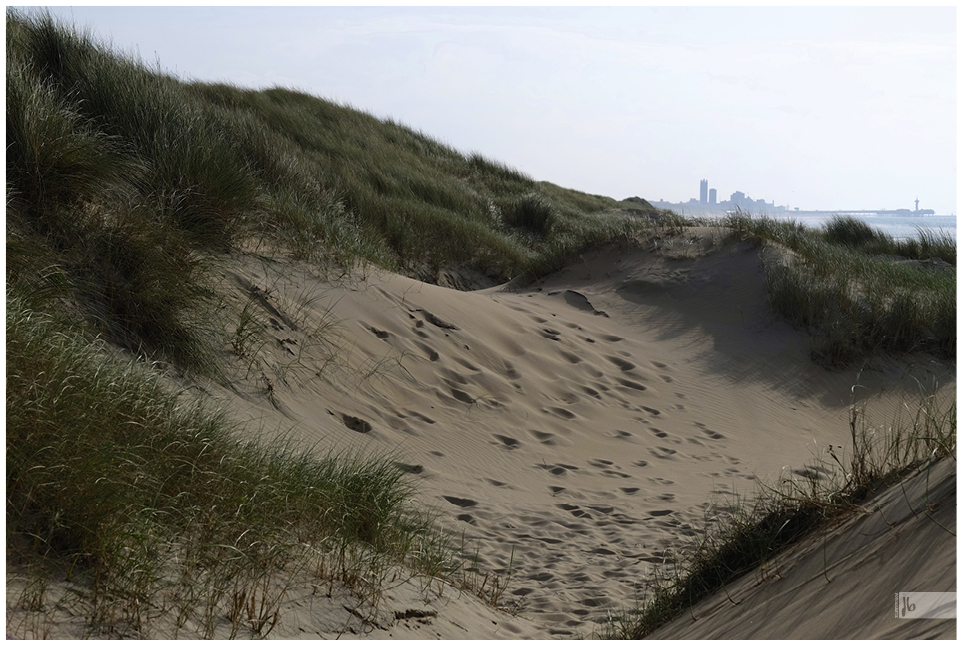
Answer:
501, 192, 557, 237
720, 210, 955, 363
6, 295, 451, 637
824, 215, 877, 248
604, 390, 955, 639
822, 215, 956, 265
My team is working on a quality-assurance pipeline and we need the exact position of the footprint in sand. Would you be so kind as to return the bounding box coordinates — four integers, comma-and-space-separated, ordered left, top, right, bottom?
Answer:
450, 388, 475, 404
557, 504, 593, 519
649, 447, 678, 459
540, 463, 579, 476
580, 385, 602, 399
414, 309, 458, 330
605, 355, 636, 372
340, 413, 372, 433
617, 378, 647, 391
368, 326, 390, 339
414, 341, 439, 361
443, 496, 478, 508
545, 406, 577, 420
529, 430, 560, 445
540, 328, 562, 340
493, 434, 521, 449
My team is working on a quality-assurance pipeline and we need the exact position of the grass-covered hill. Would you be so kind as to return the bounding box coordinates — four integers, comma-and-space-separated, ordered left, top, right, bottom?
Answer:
7, 9, 657, 370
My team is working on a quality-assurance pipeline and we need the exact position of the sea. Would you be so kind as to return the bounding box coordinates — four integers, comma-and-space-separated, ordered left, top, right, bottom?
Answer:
772, 212, 957, 243
679, 210, 957, 242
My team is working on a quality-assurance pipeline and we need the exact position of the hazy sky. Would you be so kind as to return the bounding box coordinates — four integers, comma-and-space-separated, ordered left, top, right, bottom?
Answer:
33, 4, 957, 214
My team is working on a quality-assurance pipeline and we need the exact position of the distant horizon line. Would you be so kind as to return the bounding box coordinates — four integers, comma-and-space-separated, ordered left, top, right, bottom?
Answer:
648, 200, 955, 217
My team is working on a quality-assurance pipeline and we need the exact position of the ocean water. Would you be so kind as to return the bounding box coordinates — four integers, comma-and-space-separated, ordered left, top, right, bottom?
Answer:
771, 213, 957, 242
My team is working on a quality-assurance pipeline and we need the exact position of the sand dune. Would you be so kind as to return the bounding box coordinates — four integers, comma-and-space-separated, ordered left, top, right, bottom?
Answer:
182, 228, 951, 638
11, 229, 950, 639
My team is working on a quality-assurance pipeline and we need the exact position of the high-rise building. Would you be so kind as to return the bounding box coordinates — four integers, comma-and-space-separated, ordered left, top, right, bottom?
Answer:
709, 188, 717, 205
700, 179, 708, 204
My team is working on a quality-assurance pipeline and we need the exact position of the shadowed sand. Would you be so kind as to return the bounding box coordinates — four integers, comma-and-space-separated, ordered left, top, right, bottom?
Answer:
9, 228, 953, 638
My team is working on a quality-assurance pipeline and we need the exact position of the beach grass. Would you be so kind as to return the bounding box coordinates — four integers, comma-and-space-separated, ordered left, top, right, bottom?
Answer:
716, 210, 955, 364
7, 294, 515, 638
6, 8, 657, 373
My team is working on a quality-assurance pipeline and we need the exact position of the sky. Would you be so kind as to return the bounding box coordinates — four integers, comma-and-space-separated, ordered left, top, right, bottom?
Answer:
29, 3, 958, 215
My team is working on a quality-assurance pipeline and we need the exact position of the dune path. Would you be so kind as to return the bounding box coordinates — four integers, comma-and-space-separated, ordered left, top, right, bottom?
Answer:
193, 230, 955, 638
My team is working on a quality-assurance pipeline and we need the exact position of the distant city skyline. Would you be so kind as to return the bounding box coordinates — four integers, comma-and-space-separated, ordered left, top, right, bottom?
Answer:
34, 6, 957, 215
649, 179, 950, 215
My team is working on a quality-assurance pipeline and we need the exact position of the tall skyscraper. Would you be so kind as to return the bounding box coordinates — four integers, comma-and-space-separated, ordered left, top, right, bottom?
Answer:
709, 188, 717, 205
700, 179, 708, 204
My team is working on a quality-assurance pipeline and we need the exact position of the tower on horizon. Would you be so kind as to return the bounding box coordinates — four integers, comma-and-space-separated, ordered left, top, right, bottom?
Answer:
709, 188, 717, 205
700, 179, 708, 204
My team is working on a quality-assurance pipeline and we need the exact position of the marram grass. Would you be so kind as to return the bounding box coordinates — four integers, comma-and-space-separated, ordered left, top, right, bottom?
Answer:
6, 295, 455, 637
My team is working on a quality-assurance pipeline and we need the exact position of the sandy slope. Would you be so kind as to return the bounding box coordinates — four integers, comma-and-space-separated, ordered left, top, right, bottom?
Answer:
649, 453, 956, 640
8, 228, 954, 639
191, 228, 953, 638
